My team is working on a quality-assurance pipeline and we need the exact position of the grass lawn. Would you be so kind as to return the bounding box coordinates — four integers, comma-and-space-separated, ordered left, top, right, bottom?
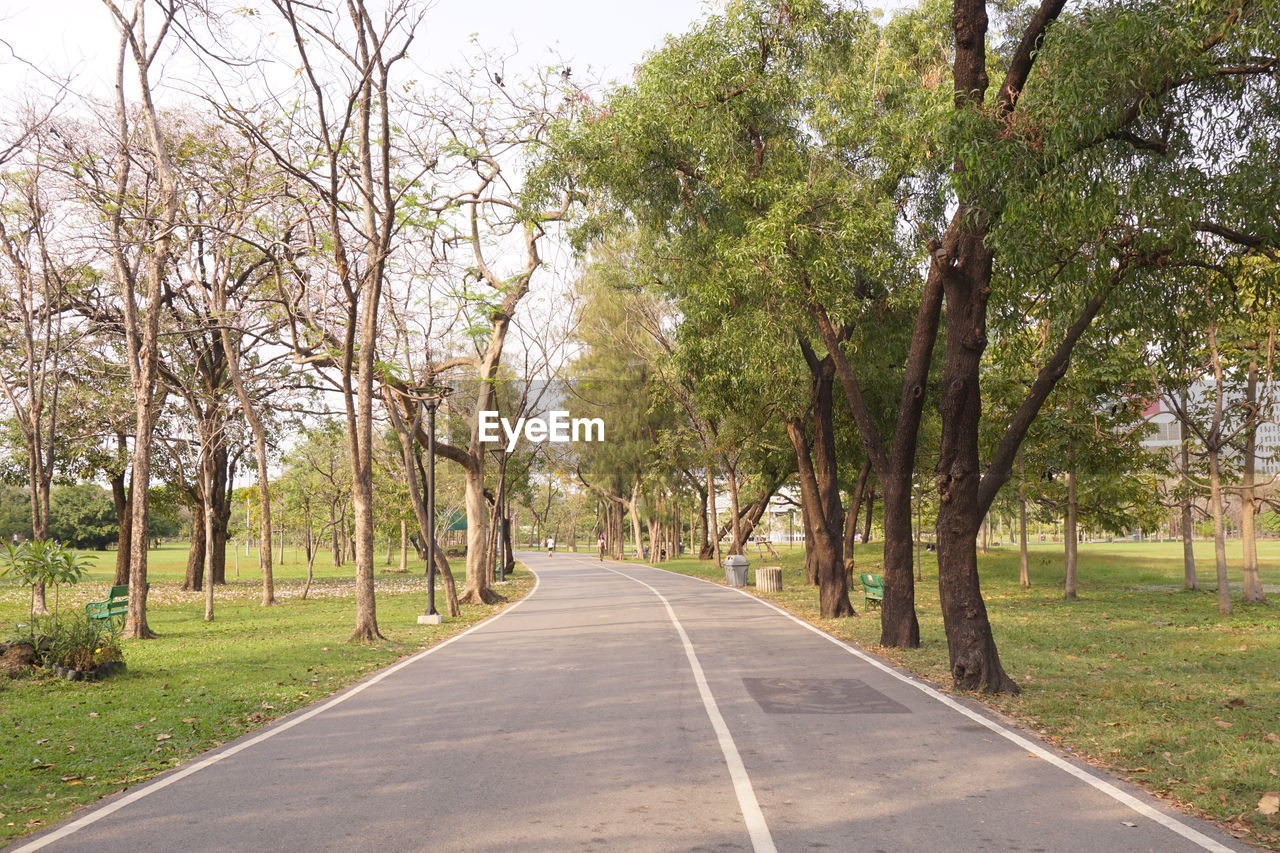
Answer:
0, 543, 531, 844
657, 538, 1280, 851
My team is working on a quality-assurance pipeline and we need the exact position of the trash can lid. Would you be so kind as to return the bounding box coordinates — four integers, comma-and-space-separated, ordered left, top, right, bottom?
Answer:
723, 555, 749, 567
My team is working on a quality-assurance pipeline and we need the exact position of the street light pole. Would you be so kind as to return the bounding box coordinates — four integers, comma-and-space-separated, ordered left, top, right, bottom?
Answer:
407, 382, 451, 627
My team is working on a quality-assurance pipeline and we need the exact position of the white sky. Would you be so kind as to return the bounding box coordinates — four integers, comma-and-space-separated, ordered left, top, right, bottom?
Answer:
0, 0, 722, 97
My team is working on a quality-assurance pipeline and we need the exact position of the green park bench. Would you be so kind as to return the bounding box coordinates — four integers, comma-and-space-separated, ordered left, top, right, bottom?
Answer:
85, 583, 148, 630
859, 572, 884, 609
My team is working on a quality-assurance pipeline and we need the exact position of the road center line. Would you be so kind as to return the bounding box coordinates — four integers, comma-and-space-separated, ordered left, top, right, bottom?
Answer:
597, 563, 777, 853
12, 569, 543, 853
601, 558, 1235, 853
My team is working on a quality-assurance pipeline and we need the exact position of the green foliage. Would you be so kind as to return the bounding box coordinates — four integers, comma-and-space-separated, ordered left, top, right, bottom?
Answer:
49, 485, 118, 550
0, 540, 93, 595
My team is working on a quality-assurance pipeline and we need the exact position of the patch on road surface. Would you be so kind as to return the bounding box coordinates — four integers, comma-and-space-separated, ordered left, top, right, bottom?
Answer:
743, 678, 911, 715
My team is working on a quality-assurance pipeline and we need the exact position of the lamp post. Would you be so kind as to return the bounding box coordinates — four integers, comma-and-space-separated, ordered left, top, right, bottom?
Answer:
406, 383, 452, 626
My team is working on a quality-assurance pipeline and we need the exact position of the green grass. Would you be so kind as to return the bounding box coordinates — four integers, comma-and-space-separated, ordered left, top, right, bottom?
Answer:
658, 539, 1280, 850
0, 543, 531, 843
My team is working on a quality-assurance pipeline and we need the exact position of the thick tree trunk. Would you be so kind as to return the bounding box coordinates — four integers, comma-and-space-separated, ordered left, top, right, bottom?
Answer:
1063, 469, 1078, 599
111, 470, 132, 587
210, 447, 230, 585
459, 464, 502, 604
695, 484, 712, 559
787, 419, 854, 618
880, 477, 919, 645
725, 466, 744, 555
185, 502, 206, 592
789, 346, 854, 618
933, 222, 1017, 694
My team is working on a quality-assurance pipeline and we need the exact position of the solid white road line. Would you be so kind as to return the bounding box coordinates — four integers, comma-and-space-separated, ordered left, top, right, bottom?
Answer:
597, 557, 1236, 853
597, 563, 778, 853
13, 570, 543, 853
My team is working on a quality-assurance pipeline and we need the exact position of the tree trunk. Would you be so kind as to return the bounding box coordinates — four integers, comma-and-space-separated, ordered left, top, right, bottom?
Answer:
1206, 323, 1232, 616
725, 465, 744, 555
503, 516, 514, 574
111, 469, 132, 587
1207, 448, 1232, 615
185, 502, 206, 592
210, 447, 230, 585
218, 316, 274, 605
880, 477, 919, 645
1063, 469, 1078, 599
933, 222, 1018, 694
400, 519, 408, 572
862, 485, 875, 545
1179, 421, 1198, 591
706, 467, 721, 569
459, 463, 502, 604
1240, 359, 1266, 604
696, 484, 712, 559
786, 417, 853, 618
844, 461, 871, 576
628, 481, 644, 561
801, 497, 819, 586
202, 457, 217, 622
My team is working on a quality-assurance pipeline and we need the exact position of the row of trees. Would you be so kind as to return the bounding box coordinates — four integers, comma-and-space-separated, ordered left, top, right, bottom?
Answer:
531, 0, 1278, 693
0, 0, 582, 640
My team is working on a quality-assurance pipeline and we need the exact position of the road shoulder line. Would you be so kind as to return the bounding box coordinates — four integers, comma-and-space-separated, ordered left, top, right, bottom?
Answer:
11, 569, 543, 853
593, 557, 1238, 853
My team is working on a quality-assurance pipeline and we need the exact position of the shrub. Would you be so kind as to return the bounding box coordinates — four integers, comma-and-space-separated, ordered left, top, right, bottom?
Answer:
6, 612, 123, 675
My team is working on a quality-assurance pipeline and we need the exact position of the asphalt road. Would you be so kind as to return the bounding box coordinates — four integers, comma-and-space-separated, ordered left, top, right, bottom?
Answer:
12, 552, 1253, 853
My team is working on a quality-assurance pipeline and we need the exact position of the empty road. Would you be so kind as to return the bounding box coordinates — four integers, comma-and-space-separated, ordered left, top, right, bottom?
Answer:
12, 553, 1251, 852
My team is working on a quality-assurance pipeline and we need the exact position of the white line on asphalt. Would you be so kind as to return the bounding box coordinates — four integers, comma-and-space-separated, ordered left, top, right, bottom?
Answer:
597, 563, 778, 853
12, 570, 543, 853
595, 558, 1236, 853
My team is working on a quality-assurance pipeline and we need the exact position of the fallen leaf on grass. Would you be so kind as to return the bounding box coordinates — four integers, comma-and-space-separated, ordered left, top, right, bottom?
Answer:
1264, 732, 1279, 744
181, 718, 198, 724
1259, 792, 1280, 816
155, 733, 171, 742
1214, 720, 1234, 728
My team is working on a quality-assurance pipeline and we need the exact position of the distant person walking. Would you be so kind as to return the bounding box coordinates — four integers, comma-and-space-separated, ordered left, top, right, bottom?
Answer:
546, 536, 555, 556
597, 533, 606, 561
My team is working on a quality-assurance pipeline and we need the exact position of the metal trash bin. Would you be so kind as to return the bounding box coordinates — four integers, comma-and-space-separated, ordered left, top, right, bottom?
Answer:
723, 554, 749, 587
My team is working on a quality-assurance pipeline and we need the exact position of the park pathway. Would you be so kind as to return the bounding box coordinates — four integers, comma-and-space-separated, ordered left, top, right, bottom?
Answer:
11, 553, 1251, 853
